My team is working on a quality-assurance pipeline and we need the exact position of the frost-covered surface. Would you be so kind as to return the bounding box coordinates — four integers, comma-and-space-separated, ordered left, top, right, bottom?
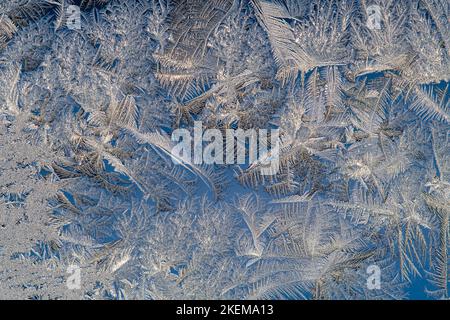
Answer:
0, 0, 448, 300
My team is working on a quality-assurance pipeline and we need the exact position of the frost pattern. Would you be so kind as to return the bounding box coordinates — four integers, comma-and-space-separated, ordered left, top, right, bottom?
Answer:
0, 0, 448, 300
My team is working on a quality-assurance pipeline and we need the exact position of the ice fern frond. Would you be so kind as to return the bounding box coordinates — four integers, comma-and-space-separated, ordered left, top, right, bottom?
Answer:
424, 194, 449, 298
0, 62, 21, 115
251, 0, 308, 84
110, 95, 139, 128
154, 0, 235, 100
410, 85, 449, 123
125, 127, 220, 200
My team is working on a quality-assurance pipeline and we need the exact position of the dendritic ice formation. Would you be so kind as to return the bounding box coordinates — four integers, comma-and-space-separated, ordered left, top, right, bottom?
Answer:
0, 0, 448, 300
